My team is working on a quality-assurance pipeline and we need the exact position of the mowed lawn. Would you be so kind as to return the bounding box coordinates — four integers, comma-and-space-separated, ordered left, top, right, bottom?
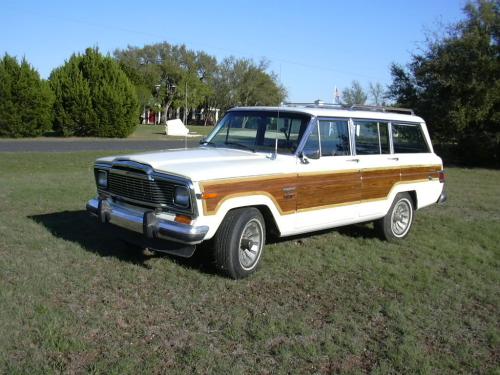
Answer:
0, 152, 498, 374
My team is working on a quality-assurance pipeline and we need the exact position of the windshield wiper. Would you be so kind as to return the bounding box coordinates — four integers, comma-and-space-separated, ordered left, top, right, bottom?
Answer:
224, 141, 255, 152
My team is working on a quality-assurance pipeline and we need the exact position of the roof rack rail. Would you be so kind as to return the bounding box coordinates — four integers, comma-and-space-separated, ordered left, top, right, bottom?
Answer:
282, 100, 346, 109
350, 105, 415, 115
282, 101, 415, 115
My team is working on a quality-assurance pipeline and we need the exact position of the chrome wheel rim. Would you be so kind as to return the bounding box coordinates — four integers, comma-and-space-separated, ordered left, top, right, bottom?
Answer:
238, 219, 263, 270
391, 199, 412, 237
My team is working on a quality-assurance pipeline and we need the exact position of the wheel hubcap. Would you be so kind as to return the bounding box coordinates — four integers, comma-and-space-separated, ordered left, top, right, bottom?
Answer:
239, 219, 263, 270
391, 199, 411, 237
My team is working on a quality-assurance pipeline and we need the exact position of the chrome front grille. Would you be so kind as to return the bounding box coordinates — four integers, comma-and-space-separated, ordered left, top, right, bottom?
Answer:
107, 172, 176, 207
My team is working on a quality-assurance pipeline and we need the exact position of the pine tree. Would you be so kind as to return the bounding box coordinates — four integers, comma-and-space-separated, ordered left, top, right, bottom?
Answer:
50, 48, 139, 137
0, 54, 54, 137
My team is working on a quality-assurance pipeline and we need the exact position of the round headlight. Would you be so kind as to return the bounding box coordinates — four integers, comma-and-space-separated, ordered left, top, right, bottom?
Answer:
174, 186, 190, 208
97, 170, 108, 188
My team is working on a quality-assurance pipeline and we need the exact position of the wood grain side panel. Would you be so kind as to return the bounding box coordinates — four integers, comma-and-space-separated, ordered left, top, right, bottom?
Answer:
200, 165, 442, 216
297, 171, 361, 210
401, 165, 441, 182
361, 169, 401, 200
201, 175, 298, 215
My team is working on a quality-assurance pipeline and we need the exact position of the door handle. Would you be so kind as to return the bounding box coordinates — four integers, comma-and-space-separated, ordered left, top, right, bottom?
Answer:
347, 158, 360, 163
388, 157, 399, 161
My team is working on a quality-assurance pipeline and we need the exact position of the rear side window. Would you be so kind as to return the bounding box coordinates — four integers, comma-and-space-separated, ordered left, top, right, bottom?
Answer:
318, 119, 350, 156
392, 123, 429, 153
354, 120, 390, 155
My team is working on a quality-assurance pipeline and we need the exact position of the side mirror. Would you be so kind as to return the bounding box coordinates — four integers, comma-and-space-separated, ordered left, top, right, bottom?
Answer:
304, 149, 320, 160
298, 149, 320, 164
199, 137, 207, 145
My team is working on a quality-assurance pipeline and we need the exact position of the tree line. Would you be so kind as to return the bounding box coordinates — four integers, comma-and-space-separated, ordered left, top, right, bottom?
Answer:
0, 45, 286, 138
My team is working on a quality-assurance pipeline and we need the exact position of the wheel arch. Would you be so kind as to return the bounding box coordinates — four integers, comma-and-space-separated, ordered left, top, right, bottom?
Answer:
407, 190, 418, 210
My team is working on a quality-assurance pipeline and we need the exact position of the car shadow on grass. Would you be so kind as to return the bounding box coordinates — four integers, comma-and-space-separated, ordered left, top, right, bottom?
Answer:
28, 210, 218, 274
268, 223, 380, 246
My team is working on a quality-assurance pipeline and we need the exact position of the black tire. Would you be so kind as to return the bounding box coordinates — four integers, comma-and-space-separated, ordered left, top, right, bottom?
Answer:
375, 192, 414, 241
214, 207, 266, 279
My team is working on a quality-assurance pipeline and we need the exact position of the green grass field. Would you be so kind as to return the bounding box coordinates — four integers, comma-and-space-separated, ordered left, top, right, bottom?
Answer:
0, 152, 499, 374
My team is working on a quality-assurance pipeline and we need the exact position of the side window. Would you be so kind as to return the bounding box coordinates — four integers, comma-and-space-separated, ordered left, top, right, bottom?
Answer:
392, 123, 430, 153
318, 119, 350, 156
302, 122, 319, 157
354, 120, 390, 155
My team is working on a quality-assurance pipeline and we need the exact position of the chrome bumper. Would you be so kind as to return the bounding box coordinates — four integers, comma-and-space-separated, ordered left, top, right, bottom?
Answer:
86, 198, 208, 245
437, 184, 447, 204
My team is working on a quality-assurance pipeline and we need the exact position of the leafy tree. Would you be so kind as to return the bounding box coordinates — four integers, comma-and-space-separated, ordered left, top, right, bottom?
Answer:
50, 47, 139, 137
212, 57, 286, 112
342, 80, 368, 106
0, 54, 54, 137
115, 43, 286, 123
387, 0, 499, 165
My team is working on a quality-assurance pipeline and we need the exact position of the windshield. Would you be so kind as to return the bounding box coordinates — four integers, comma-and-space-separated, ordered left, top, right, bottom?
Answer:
204, 110, 311, 154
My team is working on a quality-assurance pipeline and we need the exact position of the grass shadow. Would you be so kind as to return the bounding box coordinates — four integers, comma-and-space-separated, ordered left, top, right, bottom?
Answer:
29, 210, 219, 275
268, 222, 380, 246
29, 210, 180, 269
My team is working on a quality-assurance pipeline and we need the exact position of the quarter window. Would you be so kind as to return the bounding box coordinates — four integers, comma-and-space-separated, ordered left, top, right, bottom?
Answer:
392, 123, 429, 153
354, 120, 390, 155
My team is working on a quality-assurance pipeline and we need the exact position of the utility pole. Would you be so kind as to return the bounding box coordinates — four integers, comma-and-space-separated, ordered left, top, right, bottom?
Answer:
184, 81, 188, 125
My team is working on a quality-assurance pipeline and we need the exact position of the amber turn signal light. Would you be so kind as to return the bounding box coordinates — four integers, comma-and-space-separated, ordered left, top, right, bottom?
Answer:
175, 214, 192, 225
201, 192, 218, 199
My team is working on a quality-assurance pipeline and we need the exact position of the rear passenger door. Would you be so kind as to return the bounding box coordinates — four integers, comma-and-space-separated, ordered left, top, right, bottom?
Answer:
353, 119, 401, 217
295, 118, 361, 229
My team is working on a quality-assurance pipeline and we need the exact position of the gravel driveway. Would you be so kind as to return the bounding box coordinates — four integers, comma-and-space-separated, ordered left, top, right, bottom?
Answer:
0, 139, 199, 152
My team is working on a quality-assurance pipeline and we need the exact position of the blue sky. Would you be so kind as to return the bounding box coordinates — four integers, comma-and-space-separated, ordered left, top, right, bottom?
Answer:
1, 0, 465, 102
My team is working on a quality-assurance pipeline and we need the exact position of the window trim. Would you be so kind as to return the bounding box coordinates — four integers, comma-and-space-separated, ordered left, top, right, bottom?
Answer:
313, 117, 353, 158
352, 118, 391, 156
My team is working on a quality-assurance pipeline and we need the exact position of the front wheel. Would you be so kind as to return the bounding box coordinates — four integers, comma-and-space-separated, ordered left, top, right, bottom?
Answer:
214, 208, 266, 279
376, 192, 414, 241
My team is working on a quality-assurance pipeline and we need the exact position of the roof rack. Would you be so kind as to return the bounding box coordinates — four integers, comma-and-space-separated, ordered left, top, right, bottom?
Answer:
281, 101, 415, 116
350, 105, 414, 115
281, 100, 345, 109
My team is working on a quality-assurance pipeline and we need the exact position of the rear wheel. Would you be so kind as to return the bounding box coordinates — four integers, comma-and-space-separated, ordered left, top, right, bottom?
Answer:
376, 192, 414, 241
214, 208, 266, 279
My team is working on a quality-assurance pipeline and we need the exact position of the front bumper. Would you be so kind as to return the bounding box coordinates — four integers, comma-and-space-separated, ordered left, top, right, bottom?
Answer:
86, 198, 209, 245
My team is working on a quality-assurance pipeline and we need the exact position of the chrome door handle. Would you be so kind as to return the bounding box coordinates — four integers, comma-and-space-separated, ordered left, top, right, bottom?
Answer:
388, 157, 399, 161
347, 158, 360, 163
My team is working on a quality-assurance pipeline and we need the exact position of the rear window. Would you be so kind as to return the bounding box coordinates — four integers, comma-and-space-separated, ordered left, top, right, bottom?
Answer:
392, 123, 429, 153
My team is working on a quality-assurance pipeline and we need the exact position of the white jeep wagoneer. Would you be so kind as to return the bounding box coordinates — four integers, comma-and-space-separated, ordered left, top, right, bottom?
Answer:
87, 103, 446, 278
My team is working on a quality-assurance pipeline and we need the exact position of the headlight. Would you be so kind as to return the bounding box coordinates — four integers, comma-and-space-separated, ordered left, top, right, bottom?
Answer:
96, 170, 108, 188
174, 186, 190, 208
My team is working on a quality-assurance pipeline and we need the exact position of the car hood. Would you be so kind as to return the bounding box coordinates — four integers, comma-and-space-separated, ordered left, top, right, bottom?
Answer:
96, 147, 297, 182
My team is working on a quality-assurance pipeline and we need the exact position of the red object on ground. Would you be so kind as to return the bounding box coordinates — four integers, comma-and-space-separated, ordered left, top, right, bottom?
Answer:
148, 112, 156, 124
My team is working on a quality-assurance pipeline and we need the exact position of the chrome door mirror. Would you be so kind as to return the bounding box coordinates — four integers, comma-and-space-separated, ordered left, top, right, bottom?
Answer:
304, 149, 320, 160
